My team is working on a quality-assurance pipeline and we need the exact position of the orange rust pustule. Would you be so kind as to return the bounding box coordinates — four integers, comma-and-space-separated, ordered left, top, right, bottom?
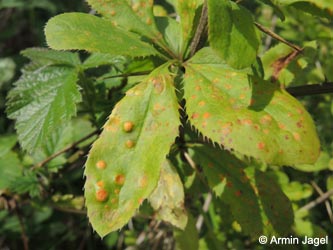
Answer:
115, 174, 125, 185
123, 121, 134, 132
96, 160, 107, 169
96, 189, 108, 202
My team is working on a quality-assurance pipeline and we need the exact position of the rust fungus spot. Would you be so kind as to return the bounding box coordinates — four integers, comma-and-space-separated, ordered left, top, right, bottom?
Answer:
96, 181, 104, 188
278, 123, 286, 130
115, 174, 125, 185
257, 142, 265, 150
212, 78, 219, 83
96, 189, 108, 202
110, 10, 116, 16
132, 3, 140, 12
111, 198, 118, 204
123, 121, 134, 132
219, 174, 225, 182
235, 190, 242, 197
203, 112, 211, 119
146, 17, 152, 25
138, 198, 144, 205
260, 115, 272, 125
125, 140, 135, 148
152, 78, 164, 93
191, 94, 197, 99
263, 129, 269, 134
114, 188, 120, 195
139, 175, 148, 187
296, 121, 303, 128
226, 181, 233, 188
239, 93, 246, 100
198, 101, 206, 107
96, 160, 107, 169
224, 83, 232, 90
191, 113, 199, 119
293, 132, 301, 141
195, 85, 201, 91
242, 119, 253, 125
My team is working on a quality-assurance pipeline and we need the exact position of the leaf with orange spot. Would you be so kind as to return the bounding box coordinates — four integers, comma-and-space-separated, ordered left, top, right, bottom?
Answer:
184, 48, 320, 165
86, 0, 162, 43
190, 144, 262, 237
84, 63, 180, 237
148, 160, 187, 229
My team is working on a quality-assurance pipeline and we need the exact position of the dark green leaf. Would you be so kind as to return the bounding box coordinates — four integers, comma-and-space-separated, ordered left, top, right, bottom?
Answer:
21, 48, 81, 66
190, 144, 262, 237
7, 66, 81, 152
0, 152, 22, 190
175, 215, 199, 250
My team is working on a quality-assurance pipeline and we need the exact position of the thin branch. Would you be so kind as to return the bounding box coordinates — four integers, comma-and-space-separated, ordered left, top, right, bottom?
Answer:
14, 205, 29, 250
190, 0, 208, 57
299, 188, 333, 211
286, 82, 333, 97
196, 192, 212, 231
31, 130, 99, 170
52, 206, 87, 215
311, 181, 333, 223
254, 22, 303, 52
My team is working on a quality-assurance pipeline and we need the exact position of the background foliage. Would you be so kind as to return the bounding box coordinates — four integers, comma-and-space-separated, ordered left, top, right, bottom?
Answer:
0, 0, 333, 249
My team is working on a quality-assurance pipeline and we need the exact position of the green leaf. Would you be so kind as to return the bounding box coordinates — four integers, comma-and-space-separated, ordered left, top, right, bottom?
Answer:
0, 152, 22, 190
208, 0, 260, 69
86, 0, 160, 38
21, 48, 81, 66
254, 169, 294, 235
276, 0, 333, 19
45, 13, 161, 58
84, 63, 180, 237
0, 135, 17, 158
148, 160, 187, 229
7, 66, 81, 152
175, 0, 202, 56
293, 152, 331, 172
184, 48, 320, 165
190, 144, 262, 237
83, 53, 126, 69
175, 215, 199, 250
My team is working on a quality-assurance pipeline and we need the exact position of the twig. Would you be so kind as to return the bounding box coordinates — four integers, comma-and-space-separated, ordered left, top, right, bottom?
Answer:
190, 0, 208, 57
14, 205, 29, 250
311, 181, 333, 223
31, 130, 99, 170
299, 188, 333, 211
286, 82, 333, 97
52, 206, 87, 215
254, 22, 303, 52
196, 192, 212, 231
264, 15, 278, 51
